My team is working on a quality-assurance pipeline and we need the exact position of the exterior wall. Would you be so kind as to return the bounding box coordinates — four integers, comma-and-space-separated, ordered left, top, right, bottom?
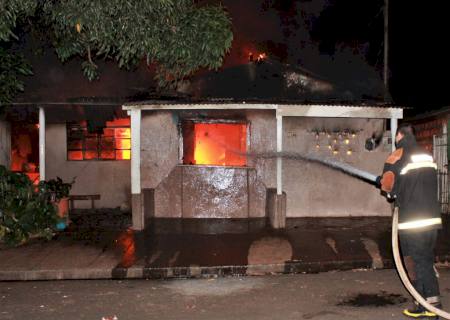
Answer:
46, 124, 131, 209
281, 117, 391, 217
154, 165, 266, 218
141, 110, 392, 218
247, 112, 391, 217
0, 120, 11, 168
140, 112, 179, 189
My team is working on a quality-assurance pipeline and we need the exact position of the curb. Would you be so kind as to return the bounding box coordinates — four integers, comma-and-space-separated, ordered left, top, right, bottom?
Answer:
2, 255, 448, 281
0, 258, 394, 281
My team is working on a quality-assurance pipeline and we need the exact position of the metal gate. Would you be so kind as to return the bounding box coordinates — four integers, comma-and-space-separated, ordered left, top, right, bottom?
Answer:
433, 130, 449, 214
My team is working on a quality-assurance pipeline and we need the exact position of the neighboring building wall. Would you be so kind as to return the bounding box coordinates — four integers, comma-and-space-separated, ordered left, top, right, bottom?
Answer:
46, 123, 131, 209
0, 120, 11, 168
141, 110, 392, 218
411, 117, 448, 152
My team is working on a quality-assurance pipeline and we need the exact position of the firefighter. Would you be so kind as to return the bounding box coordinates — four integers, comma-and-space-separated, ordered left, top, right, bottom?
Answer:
376, 123, 442, 319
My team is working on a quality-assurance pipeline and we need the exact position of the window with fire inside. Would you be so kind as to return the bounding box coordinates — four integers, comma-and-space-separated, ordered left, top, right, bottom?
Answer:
67, 118, 131, 161
181, 120, 248, 167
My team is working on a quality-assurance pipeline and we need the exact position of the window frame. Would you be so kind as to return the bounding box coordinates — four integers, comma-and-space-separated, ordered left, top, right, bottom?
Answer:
66, 122, 131, 161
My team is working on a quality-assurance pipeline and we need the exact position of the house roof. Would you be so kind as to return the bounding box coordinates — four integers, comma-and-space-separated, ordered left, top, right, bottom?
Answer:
123, 100, 403, 119
184, 59, 391, 104
404, 106, 450, 122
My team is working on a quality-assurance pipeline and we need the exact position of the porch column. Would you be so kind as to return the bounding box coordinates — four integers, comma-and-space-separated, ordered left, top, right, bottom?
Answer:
276, 115, 283, 195
130, 108, 143, 230
39, 107, 45, 181
268, 114, 286, 229
390, 118, 398, 152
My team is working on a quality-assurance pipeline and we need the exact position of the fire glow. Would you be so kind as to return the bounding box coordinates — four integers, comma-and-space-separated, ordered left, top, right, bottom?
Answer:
11, 123, 40, 184
67, 118, 131, 161
184, 122, 247, 166
248, 52, 267, 63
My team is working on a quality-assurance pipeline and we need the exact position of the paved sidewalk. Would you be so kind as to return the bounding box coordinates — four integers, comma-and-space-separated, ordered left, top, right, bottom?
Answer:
2, 269, 443, 320
1, 212, 449, 281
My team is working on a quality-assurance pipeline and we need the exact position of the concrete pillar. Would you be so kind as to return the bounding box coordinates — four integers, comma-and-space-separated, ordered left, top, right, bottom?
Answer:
267, 189, 286, 229
390, 118, 398, 152
130, 108, 143, 230
39, 107, 45, 181
276, 115, 283, 195
271, 113, 286, 229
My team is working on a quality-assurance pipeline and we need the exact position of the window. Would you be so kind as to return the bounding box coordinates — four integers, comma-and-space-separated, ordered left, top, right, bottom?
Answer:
67, 118, 131, 161
182, 120, 247, 166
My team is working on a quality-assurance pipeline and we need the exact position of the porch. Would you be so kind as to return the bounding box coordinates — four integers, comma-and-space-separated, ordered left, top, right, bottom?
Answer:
123, 102, 403, 230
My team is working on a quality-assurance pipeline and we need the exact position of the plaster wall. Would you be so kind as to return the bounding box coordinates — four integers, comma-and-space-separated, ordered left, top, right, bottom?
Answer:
141, 110, 392, 218
140, 111, 179, 189
281, 117, 391, 217
45, 124, 131, 209
0, 120, 11, 168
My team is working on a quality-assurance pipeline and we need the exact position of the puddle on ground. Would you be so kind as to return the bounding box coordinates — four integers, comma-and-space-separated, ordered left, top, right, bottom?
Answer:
338, 291, 407, 307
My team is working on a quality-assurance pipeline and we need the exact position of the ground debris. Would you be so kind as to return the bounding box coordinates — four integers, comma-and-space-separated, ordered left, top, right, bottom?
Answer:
101, 316, 118, 320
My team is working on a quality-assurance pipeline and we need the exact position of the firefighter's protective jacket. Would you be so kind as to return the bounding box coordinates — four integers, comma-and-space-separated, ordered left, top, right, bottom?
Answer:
380, 134, 442, 233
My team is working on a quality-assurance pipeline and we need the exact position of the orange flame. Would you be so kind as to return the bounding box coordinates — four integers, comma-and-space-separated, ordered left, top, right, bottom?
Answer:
116, 228, 136, 268
193, 123, 247, 166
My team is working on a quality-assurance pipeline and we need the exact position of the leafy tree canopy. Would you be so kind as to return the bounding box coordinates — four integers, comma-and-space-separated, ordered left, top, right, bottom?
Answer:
0, 0, 36, 106
0, 47, 32, 105
0, 0, 233, 106
46, 0, 233, 85
0, 0, 37, 41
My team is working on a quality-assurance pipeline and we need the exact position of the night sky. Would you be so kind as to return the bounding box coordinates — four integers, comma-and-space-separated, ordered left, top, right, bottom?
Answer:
389, 1, 450, 111
219, 0, 450, 113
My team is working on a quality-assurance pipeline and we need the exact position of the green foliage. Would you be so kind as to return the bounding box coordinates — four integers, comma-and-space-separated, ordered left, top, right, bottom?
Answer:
0, 0, 233, 104
45, 0, 233, 86
0, 47, 33, 106
0, 0, 36, 109
38, 176, 74, 201
0, 165, 57, 246
0, 0, 37, 41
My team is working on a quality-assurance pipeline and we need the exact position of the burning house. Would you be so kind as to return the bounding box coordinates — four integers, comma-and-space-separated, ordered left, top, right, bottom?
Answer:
124, 100, 401, 230
0, 52, 404, 230
0, 16, 407, 232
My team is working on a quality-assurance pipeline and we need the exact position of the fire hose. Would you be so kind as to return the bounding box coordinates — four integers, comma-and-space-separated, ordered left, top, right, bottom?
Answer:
271, 153, 450, 318
235, 149, 450, 316
392, 207, 450, 319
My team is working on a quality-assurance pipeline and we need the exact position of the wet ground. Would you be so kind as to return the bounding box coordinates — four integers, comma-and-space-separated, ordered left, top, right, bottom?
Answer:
68, 212, 396, 276
1, 210, 450, 280
2, 269, 450, 320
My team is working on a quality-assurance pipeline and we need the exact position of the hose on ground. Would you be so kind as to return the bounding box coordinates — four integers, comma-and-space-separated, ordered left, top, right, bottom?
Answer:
392, 207, 450, 319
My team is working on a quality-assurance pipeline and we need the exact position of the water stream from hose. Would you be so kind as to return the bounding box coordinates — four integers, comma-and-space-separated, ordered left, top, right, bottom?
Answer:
247, 151, 378, 183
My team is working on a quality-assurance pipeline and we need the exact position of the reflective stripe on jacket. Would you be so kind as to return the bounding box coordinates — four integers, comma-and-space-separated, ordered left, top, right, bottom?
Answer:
398, 217, 442, 230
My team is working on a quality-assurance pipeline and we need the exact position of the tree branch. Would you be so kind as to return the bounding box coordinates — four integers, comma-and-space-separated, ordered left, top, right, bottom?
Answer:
87, 46, 97, 68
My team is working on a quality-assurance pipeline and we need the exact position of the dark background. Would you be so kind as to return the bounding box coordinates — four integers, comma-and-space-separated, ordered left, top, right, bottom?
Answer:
222, 0, 450, 112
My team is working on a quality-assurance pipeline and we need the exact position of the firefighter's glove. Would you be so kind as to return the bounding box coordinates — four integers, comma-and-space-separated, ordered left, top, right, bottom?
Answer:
375, 175, 382, 188
387, 193, 396, 200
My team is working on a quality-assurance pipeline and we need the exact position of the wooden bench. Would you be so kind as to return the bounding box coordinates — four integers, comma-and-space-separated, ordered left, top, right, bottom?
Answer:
69, 194, 101, 210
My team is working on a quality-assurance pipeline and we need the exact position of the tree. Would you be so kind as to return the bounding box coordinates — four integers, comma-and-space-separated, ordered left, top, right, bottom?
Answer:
0, 0, 37, 42
0, 0, 36, 106
45, 0, 233, 85
0, 0, 233, 106
0, 47, 32, 106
